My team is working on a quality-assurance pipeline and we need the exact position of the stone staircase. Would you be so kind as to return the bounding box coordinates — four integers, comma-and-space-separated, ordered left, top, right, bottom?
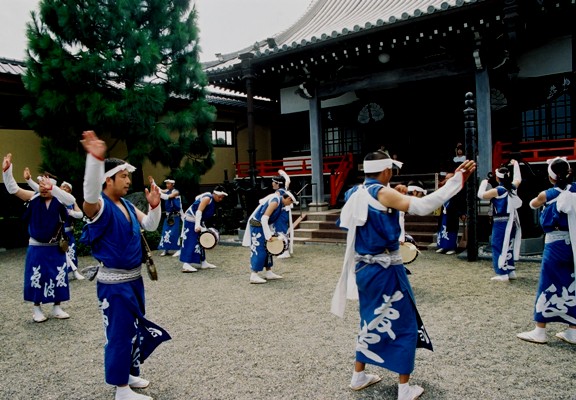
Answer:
293, 210, 344, 244
293, 210, 438, 249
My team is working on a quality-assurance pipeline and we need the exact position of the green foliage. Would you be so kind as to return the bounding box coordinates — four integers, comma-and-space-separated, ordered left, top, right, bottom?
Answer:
22, 0, 216, 193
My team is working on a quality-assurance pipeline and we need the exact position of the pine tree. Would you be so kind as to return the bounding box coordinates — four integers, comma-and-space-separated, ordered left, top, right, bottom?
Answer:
21, 0, 216, 196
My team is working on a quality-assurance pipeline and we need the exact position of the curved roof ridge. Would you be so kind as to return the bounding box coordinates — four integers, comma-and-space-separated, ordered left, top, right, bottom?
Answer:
203, 0, 478, 71
276, 0, 465, 46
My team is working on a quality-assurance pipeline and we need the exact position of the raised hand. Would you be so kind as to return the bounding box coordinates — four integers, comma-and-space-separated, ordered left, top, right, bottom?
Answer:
38, 176, 53, 192
456, 160, 477, 182
3, 153, 12, 172
145, 181, 161, 209
23, 167, 31, 181
80, 130, 107, 159
394, 184, 408, 195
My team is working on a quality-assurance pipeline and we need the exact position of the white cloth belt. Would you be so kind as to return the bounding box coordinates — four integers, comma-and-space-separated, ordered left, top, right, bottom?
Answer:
545, 231, 571, 244
65, 227, 74, 232
29, 238, 59, 246
96, 265, 142, 284
354, 251, 403, 268
183, 214, 196, 223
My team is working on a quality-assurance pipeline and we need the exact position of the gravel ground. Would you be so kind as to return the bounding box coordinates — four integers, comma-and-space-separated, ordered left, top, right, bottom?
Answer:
0, 241, 575, 400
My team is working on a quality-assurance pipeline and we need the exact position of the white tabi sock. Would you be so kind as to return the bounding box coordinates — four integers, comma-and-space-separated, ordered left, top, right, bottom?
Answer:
351, 370, 366, 386
115, 385, 153, 400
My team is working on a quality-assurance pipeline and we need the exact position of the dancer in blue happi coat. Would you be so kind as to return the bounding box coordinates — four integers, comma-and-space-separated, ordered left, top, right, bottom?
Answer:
80, 131, 170, 400
61, 181, 86, 280
179, 187, 227, 272
478, 159, 522, 281
242, 190, 298, 284
331, 149, 475, 400
261, 170, 294, 259
24, 169, 86, 280
517, 157, 576, 345
435, 173, 467, 255
3, 154, 76, 323
149, 177, 182, 256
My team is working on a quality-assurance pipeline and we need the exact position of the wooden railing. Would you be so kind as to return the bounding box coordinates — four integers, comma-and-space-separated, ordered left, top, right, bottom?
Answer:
493, 138, 576, 169
234, 154, 349, 178
329, 153, 354, 206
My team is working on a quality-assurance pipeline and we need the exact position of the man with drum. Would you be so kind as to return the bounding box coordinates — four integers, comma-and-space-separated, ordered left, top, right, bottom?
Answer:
148, 177, 183, 257
179, 186, 228, 272
331, 149, 475, 400
242, 189, 298, 284
272, 170, 295, 259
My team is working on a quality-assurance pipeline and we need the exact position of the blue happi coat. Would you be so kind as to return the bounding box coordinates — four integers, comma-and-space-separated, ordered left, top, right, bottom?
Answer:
490, 184, 520, 275
82, 193, 171, 386
64, 203, 79, 269
180, 192, 217, 265
533, 184, 576, 325
343, 179, 432, 375
158, 188, 182, 251
248, 194, 284, 272
23, 194, 70, 304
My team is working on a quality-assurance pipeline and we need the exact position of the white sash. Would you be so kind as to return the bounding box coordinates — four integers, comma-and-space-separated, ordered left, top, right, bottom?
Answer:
331, 185, 387, 317
555, 185, 576, 283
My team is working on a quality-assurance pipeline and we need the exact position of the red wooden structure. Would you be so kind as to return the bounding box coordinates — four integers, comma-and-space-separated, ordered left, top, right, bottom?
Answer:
234, 153, 355, 206
492, 138, 576, 170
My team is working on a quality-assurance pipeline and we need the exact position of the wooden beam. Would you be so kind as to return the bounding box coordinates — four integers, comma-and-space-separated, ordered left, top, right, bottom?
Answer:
318, 59, 470, 98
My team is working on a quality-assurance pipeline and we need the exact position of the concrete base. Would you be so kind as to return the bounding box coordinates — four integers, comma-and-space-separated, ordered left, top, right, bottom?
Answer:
519, 236, 544, 256
487, 235, 545, 256
307, 202, 330, 212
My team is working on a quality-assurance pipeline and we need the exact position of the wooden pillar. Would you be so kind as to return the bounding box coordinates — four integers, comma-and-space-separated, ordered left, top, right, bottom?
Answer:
464, 92, 478, 262
240, 52, 257, 188
308, 95, 328, 211
475, 69, 492, 179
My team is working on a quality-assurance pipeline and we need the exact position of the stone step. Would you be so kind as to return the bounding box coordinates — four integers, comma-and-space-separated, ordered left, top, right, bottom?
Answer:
293, 237, 346, 245
298, 220, 338, 230
405, 221, 438, 233
294, 228, 346, 240
292, 210, 439, 248
304, 213, 340, 222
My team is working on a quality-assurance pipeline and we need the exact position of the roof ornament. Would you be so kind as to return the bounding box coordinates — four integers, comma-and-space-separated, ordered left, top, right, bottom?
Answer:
473, 49, 482, 70
296, 82, 314, 99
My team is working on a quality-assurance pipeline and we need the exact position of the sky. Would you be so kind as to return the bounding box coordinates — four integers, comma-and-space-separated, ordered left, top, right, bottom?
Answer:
0, 0, 314, 62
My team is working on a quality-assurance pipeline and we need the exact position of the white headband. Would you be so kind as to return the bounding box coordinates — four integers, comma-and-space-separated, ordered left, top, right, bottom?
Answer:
38, 176, 57, 186
407, 185, 427, 195
283, 190, 299, 205
547, 157, 568, 180
495, 170, 505, 179
164, 179, 175, 184
61, 181, 72, 190
213, 190, 228, 197
363, 158, 403, 173
103, 163, 136, 183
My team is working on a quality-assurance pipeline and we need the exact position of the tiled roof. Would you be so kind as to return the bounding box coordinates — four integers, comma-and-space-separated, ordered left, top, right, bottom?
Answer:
0, 58, 26, 75
0, 57, 266, 109
206, 93, 273, 110
204, 0, 480, 73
